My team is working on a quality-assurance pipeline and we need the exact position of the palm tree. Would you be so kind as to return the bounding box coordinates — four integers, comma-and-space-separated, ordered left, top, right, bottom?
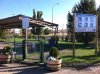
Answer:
31, 9, 43, 35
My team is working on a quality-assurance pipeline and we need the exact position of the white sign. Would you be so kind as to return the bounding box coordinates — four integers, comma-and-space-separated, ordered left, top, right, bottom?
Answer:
75, 13, 96, 32
22, 16, 29, 29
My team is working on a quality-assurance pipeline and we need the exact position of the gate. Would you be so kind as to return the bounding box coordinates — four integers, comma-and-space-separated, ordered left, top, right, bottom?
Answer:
22, 39, 44, 63
8, 35, 45, 63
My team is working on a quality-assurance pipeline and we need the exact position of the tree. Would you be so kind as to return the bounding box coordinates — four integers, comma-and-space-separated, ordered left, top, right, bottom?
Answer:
67, 12, 73, 41
22, 29, 31, 38
97, 6, 100, 53
33, 9, 36, 19
31, 9, 43, 35
0, 29, 13, 43
67, 12, 73, 33
67, 0, 96, 44
44, 28, 51, 35
0, 29, 5, 39
97, 6, 100, 38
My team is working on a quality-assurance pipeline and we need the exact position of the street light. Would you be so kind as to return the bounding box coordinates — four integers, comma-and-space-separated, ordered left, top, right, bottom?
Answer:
52, 3, 59, 35
52, 3, 59, 23
12, 14, 16, 51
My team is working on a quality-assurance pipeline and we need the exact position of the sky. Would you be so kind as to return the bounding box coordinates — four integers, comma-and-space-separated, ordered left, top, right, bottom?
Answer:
0, 0, 100, 30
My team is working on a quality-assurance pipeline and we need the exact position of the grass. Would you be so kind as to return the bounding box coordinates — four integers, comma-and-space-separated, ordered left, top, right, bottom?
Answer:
62, 55, 100, 65
24, 40, 100, 66
75, 49, 95, 56
60, 48, 96, 64
1, 37, 100, 65
21, 39, 100, 65
56, 41, 100, 66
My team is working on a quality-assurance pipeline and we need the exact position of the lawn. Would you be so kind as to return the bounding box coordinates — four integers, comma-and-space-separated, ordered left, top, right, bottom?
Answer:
58, 41, 100, 65
1, 37, 100, 65
24, 40, 100, 66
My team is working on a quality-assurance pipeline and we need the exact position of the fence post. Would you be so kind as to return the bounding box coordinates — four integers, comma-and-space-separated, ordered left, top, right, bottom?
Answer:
40, 40, 44, 63
22, 40, 26, 60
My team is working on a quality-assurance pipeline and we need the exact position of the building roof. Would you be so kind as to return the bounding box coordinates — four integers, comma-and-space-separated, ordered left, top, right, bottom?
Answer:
0, 14, 58, 29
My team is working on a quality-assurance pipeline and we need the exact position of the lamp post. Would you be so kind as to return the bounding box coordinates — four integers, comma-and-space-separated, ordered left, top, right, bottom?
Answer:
52, 3, 59, 23
52, 3, 59, 35
12, 14, 16, 52
11, 14, 16, 63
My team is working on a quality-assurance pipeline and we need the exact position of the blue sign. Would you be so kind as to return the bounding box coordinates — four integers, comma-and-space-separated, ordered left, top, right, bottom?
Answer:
22, 16, 29, 29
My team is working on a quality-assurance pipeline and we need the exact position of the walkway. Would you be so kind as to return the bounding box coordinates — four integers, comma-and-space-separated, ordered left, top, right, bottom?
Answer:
0, 63, 100, 74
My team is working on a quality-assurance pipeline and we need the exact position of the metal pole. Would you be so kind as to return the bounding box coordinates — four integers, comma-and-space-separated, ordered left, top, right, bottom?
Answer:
95, 15, 98, 56
52, 7, 53, 35
40, 40, 44, 63
11, 29, 16, 63
73, 14, 75, 59
52, 3, 59, 35
25, 29, 28, 59
14, 29, 16, 51
13, 29, 16, 59
52, 7, 53, 23
23, 29, 28, 60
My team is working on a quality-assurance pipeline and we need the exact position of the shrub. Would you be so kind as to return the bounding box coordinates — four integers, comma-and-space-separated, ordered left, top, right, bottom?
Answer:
3, 45, 12, 55
51, 35, 59, 41
49, 47, 59, 58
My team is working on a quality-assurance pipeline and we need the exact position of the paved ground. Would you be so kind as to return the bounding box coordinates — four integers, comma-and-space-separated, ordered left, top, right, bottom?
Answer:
0, 63, 100, 74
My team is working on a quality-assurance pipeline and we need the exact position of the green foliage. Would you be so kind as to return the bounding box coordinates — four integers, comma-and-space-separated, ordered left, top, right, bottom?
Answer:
33, 9, 36, 19
97, 6, 100, 38
44, 28, 51, 35
49, 47, 59, 58
37, 11, 43, 20
0, 29, 5, 39
97, 5, 100, 51
3, 45, 12, 55
31, 27, 43, 35
36, 27, 43, 35
22, 29, 26, 37
51, 35, 59, 41
0, 29, 12, 41
31, 9, 44, 35
67, 12, 73, 34
67, 0, 96, 44
76, 33, 95, 44
14, 33, 19, 38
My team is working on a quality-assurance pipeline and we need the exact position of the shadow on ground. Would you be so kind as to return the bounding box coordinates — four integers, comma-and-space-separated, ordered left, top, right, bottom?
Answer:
14, 67, 54, 74
0, 65, 57, 74
0, 64, 55, 74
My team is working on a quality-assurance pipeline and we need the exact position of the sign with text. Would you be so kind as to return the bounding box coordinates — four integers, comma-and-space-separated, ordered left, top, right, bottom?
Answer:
22, 16, 29, 29
75, 13, 96, 32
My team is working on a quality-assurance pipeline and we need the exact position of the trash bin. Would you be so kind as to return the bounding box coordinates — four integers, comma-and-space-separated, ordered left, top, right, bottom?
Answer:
49, 39, 58, 48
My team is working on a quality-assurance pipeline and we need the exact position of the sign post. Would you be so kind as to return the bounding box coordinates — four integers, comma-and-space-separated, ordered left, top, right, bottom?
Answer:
74, 13, 98, 57
95, 16, 98, 56
73, 14, 75, 59
22, 16, 29, 60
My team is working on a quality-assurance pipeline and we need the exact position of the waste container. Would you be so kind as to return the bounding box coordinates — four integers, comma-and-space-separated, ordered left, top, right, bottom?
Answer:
49, 39, 58, 48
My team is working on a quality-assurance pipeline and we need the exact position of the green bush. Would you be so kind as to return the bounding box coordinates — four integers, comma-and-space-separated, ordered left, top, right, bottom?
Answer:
49, 47, 59, 58
51, 35, 59, 41
3, 45, 12, 55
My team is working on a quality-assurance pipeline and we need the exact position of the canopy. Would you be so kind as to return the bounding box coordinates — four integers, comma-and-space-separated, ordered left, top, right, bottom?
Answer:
0, 14, 58, 29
